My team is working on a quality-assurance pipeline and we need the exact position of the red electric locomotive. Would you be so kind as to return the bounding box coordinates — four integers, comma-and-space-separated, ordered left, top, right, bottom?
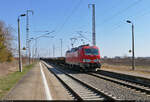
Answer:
65, 44, 101, 71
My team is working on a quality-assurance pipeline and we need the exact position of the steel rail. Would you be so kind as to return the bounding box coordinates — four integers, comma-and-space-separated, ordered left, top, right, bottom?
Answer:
96, 70, 150, 88
54, 66, 117, 101
43, 63, 83, 101
43, 62, 116, 101
88, 72, 150, 95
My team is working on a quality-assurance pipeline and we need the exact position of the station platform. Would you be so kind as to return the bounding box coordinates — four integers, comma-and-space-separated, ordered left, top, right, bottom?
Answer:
4, 62, 72, 100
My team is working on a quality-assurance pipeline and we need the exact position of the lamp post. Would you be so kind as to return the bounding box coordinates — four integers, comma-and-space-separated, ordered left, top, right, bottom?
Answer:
18, 14, 26, 72
126, 20, 135, 70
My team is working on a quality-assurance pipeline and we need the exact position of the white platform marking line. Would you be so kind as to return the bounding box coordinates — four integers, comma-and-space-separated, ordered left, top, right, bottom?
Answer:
39, 62, 52, 100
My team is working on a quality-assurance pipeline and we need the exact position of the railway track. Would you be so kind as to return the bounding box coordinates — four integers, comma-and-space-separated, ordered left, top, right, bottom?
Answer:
43, 61, 150, 100
88, 73, 150, 96
43, 62, 117, 101
88, 72, 150, 95
58, 63, 150, 95
96, 70, 150, 88
58, 63, 150, 96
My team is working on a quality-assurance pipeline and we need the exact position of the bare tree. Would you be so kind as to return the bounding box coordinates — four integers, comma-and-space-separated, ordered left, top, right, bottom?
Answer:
0, 20, 15, 62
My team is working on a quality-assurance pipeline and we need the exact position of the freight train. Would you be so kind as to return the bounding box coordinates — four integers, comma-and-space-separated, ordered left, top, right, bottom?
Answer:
41, 44, 101, 71
65, 44, 101, 71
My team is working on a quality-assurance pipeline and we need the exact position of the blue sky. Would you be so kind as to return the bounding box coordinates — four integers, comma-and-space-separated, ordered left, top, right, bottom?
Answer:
0, 0, 150, 57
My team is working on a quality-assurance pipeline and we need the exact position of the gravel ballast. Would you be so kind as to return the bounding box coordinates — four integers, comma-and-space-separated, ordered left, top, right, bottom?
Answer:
59, 67, 150, 100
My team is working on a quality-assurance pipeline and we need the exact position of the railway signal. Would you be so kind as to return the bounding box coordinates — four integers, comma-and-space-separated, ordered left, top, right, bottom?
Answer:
23, 47, 26, 50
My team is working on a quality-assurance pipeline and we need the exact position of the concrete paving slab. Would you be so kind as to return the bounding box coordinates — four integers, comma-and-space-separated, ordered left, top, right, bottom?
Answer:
4, 64, 46, 100
4, 62, 73, 100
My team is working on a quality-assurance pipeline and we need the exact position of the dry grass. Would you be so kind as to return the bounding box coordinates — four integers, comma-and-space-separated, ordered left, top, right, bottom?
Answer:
101, 58, 150, 75
101, 63, 150, 76
0, 61, 18, 77
0, 58, 29, 77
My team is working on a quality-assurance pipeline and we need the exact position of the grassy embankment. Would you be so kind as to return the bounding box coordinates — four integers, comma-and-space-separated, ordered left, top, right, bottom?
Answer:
0, 64, 34, 99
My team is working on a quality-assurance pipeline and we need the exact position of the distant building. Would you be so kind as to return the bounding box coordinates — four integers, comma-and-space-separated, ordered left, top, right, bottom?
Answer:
103, 56, 108, 59
114, 56, 121, 59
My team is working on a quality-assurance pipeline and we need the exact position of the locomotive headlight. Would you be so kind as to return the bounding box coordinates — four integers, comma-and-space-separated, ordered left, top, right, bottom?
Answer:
86, 59, 91, 62
83, 59, 91, 62
93, 59, 98, 62
83, 59, 86, 62
94, 59, 100, 62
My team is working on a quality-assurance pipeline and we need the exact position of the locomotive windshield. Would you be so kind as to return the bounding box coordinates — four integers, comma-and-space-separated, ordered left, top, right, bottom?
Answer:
84, 48, 99, 55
